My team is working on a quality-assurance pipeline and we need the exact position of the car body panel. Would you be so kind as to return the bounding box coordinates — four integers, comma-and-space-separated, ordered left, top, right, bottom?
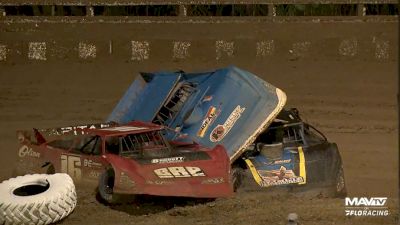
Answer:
15, 121, 233, 198
244, 108, 343, 188
107, 66, 287, 162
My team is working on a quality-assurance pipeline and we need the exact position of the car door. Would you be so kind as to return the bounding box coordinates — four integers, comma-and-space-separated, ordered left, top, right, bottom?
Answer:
58, 135, 106, 183
107, 132, 232, 198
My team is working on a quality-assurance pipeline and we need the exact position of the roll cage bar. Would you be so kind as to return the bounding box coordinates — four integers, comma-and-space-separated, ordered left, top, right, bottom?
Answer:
266, 121, 327, 147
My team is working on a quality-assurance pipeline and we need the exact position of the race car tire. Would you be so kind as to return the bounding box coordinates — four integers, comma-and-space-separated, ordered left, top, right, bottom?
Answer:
231, 167, 243, 192
333, 165, 347, 198
0, 173, 77, 225
97, 169, 135, 205
98, 169, 118, 204
98, 169, 125, 204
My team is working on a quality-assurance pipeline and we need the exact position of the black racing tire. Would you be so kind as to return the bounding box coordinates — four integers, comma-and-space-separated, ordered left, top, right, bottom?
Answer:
98, 169, 136, 205
98, 169, 120, 204
0, 173, 77, 225
46, 164, 55, 175
231, 167, 244, 192
332, 164, 347, 198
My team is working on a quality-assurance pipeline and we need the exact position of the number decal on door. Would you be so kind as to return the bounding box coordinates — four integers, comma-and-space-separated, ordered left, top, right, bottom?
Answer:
61, 155, 82, 180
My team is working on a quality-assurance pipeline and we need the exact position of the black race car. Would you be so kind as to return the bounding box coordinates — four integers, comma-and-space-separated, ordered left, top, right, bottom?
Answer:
237, 108, 346, 197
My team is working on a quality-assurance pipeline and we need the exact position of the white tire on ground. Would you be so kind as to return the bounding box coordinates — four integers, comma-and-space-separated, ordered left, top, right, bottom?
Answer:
0, 173, 77, 225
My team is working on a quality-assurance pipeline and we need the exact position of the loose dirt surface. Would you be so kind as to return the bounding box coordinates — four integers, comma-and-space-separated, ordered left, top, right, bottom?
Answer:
0, 59, 397, 224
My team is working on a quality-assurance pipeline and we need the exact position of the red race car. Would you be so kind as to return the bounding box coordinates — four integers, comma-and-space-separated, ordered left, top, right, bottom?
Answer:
15, 121, 233, 202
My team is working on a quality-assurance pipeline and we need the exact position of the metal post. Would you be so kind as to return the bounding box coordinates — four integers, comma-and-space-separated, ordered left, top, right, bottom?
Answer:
0, 6, 5, 16
179, 5, 187, 16
86, 6, 94, 16
268, 4, 276, 16
357, 3, 366, 16
51, 5, 55, 16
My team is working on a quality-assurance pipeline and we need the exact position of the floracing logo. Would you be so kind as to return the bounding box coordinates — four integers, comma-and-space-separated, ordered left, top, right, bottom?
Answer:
345, 197, 389, 216
18, 145, 40, 158
210, 105, 245, 142
197, 106, 220, 138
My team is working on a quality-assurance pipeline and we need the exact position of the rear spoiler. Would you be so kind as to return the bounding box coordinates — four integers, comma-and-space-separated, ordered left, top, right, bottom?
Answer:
16, 122, 117, 145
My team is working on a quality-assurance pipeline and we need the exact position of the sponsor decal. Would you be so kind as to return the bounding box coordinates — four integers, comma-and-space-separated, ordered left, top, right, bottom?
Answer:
101, 126, 146, 132
154, 166, 206, 178
345, 197, 389, 216
83, 159, 103, 168
151, 156, 184, 164
202, 95, 213, 102
119, 172, 135, 188
201, 177, 225, 184
89, 171, 101, 179
210, 105, 246, 142
18, 145, 40, 158
47, 123, 112, 136
146, 180, 174, 185
258, 166, 304, 187
197, 106, 220, 138
272, 159, 291, 165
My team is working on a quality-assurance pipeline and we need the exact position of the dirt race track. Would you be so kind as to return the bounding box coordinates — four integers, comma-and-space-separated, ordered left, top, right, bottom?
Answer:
0, 20, 398, 224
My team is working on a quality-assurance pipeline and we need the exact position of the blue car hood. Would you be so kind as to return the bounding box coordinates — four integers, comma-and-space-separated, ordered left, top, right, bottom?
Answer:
108, 66, 286, 162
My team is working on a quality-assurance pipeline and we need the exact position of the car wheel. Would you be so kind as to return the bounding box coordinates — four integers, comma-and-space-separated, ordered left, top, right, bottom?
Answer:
231, 167, 243, 192
46, 164, 55, 174
0, 173, 77, 225
334, 165, 347, 198
98, 169, 119, 204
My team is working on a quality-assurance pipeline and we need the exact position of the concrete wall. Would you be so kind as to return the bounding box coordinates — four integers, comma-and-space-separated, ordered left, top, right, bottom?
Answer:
0, 17, 397, 65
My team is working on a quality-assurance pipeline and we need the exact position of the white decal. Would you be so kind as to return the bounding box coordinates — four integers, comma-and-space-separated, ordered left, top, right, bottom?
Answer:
61, 155, 82, 180
273, 159, 291, 164
154, 166, 206, 179
201, 177, 225, 184
261, 176, 304, 187
83, 159, 102, 168
89, 171, 100, 178
151, 157, 184, 164
18, 146, 40, 158
210, 105, 246, 142
345, 197, 389, 216
119, 172, 135, 188
345, 197, 387, 207
57, 123, 111, 136
101, 126, 146, 132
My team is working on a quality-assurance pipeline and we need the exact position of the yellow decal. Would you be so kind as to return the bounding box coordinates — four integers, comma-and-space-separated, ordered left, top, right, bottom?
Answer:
197, 106, 219, 137
244, 159, 262, 186
298, 146, 306, 185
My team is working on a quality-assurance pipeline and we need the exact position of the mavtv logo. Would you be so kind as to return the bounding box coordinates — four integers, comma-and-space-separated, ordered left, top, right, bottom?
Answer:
345, 197, 387, 207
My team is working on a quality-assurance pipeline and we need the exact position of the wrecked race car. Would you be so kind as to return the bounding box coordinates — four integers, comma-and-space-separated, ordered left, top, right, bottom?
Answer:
108, 66, 287, 163
241, 108, 347, 197
15, 121, 233, 201
107, 66, 346, 196
14, 66, 346, 198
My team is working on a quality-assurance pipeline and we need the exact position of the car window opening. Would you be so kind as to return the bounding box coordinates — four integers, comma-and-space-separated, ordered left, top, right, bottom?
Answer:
152, 82, 196, 126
